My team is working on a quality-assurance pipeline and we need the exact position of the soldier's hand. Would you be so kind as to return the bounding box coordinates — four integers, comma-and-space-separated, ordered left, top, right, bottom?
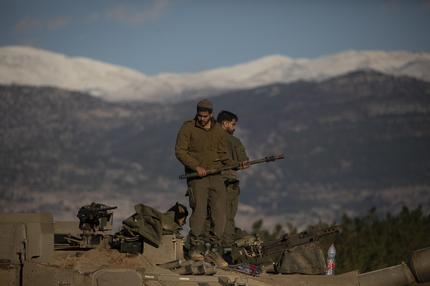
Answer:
240, 160, 250, 169
195, 166, 207, 177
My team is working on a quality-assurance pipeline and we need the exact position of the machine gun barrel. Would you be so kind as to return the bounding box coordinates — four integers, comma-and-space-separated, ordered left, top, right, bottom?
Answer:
179, 153, 285, 180
97, 206, 118, 212
262, 225, 341, 260
231, 225, 341, 265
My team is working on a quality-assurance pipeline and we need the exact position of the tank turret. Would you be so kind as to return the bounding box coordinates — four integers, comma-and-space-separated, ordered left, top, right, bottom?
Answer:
1, 206, 430, 286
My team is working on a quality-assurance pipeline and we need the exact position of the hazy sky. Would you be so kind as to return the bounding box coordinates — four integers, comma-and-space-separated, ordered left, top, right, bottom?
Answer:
1, 0, 430, 74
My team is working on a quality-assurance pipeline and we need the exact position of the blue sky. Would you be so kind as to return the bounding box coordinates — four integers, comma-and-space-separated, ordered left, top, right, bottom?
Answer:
1, 0, 430, 74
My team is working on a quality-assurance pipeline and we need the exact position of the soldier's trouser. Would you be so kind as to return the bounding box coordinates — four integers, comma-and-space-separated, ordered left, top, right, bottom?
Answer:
187, 175, 226, 248
222, 182, 240, 247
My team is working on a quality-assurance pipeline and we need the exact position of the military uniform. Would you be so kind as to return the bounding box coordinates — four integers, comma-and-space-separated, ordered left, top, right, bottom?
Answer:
222, 133, 249, 247
175, 117, 232, 251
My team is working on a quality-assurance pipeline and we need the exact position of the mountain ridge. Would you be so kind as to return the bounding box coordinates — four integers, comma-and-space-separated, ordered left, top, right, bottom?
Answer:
1, 45, 430, 102
1, 70, 429, 229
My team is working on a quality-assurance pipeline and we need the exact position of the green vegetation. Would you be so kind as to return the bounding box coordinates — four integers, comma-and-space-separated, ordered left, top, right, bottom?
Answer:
251, 206, 430, 273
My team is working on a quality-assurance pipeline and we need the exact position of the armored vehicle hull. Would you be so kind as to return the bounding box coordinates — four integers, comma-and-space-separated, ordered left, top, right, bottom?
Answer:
1, 212, 429, 286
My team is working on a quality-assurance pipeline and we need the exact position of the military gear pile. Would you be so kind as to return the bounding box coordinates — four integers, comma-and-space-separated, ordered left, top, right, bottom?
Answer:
230, 225, 341, 274
120, 203, 164, 247
114, 203, 187, 253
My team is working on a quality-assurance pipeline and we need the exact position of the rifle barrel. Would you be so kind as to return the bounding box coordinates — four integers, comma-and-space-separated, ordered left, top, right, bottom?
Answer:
178, 153, 285, 180
247, 154, 285, 166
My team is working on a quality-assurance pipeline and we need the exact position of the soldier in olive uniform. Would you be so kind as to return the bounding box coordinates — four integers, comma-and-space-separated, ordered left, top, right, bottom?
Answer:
175, 99, 234, 265
216, 111, 249, 247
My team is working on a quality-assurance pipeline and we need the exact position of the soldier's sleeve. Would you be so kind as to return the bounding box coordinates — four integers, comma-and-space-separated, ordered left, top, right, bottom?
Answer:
175, 123, 200, 170
236, 137, 249, 162
218, 132, 237, 166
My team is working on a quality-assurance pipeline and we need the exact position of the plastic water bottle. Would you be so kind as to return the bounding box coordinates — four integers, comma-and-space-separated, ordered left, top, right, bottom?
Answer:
326, 243, 336, 275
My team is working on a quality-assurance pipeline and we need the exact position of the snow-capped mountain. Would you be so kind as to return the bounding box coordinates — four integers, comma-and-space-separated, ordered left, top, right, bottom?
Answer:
1, 46, 430, 102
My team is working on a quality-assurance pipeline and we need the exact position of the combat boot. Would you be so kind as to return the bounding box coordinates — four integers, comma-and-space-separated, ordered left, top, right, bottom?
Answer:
205, 249, 228, 268
189, 242, 205, 261
190, 249, 205, 261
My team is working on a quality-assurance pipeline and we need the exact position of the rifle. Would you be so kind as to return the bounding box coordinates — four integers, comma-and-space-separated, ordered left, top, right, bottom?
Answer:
232, 225, 341, 265
179, 153, 284, 180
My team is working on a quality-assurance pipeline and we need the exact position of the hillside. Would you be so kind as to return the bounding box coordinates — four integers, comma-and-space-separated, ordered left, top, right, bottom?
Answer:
1, 70, 430, 228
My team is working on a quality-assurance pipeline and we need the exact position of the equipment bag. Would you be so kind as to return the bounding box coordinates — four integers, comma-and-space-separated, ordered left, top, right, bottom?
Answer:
275, 242, 327, 274
122, 203, 163, 247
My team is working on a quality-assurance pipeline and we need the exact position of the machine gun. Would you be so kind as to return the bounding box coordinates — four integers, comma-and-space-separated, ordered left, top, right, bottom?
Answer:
179, 153, 285, 180
77, 202, 117, 233
231, 225, 341, 266
58, 202, 117, 249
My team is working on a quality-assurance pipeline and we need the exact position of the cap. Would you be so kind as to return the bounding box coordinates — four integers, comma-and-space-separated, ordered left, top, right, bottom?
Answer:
197, 99, 213, 110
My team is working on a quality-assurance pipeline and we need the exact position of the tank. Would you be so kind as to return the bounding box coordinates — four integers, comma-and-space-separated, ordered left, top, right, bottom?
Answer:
1, 206, 430, 286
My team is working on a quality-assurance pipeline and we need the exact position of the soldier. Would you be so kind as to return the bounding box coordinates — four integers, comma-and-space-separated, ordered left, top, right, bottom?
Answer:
216, 110, 249, 248
175, 99, 234, 267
